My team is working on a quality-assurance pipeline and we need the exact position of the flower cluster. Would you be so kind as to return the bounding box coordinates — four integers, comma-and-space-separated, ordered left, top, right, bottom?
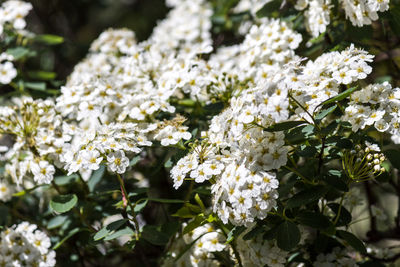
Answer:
162, 223, 226, 267
0, 0, 32, 35
290, 44, 373, 121
237, 233, 289, 267
313, 247, 357, 267
342, 142, 385, 182
342, 82, 400, 142
0, 97, 68, 185
0, 222, 56, 267
296, 0, 390, 36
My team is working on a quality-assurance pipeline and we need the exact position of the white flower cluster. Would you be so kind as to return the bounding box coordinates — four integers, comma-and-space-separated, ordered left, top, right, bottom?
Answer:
0, 52, 17, 85
296, 0, 332, 37
343, 82, 400, 143
154, 0, 213, 55
313, 247, 357, 267
237, 234, 289, 267
295, 0, 390, 36
234, 0, 272, 15
171, 18, 303, 226
290, 45, 373, 121
162, 223, 226, 267
0, 0, 32, 35
63, 122, 153, 178
0, 222, 56, 267
0, 97, 69, 185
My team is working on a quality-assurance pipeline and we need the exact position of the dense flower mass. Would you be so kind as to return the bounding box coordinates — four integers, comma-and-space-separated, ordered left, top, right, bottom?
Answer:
0, 222, 56, 267
1, 0, 400, 266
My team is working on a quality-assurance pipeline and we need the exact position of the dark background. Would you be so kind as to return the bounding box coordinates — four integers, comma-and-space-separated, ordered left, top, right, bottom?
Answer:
26, 0, 169, 79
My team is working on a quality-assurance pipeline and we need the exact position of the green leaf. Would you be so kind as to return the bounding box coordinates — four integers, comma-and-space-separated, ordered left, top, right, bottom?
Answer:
50, 194, 78, 213
0, 206, 9, 226
141, 225, 169, 246
296, 212, 331, 229
263, 121, 308, 132
27, 71, 56, 80
47, 215, 68, 229
287, 185, 328, 209
172, 206, 196, 218
325, 171, 348, 192
53, 228, 89, 250
24, 82, 46, 91
104, 227, 134, 241
336, 230, 366, 254
226, 226, 246, 243
6, 47, 30, 60
148, 198, 185, 204
54, 174, 78, 186
93, 219, 127, 241
320, 86, 358, 106
389, 5, 400, 35
133, 199, 148, 213
35, 34, 64, 45
276, 221, 301, 251
183, 215, 205, 235
328, 203, 352, 226
243, 225, 265, 240
314, 105, 336, 121
129, 155, 141, 166
385, 149, 400, 170
88, 165, 105, 192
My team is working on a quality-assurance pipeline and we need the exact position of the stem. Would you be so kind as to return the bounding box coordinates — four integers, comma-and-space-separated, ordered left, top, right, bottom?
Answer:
284, 165, 315, 185
116, 173, 140, 240
333, 193, 346, 225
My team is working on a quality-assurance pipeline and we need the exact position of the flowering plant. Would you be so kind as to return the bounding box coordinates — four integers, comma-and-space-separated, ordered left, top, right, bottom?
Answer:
1, 0, 400, 266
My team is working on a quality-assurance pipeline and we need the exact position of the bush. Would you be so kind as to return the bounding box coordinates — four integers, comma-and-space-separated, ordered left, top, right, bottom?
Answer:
1, 0, 400, 266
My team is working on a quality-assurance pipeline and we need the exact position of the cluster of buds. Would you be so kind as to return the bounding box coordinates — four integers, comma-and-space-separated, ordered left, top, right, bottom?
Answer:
342, 143, 385, 182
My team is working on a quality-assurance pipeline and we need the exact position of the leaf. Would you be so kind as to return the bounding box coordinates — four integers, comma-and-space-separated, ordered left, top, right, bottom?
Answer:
148, 198, 185, 204
336, 230, 367, 254
320, 86, 358, 106
50, 194, 78, 213
287, 185, 328, 209
328, 203, 352, 226
296, 212, 331, 229
6, 47, 30, 60
263, 121, 308, 132
35, 34, 64, 45
104, 227, 134, 241
54, 174, 78, 186
133, 199, 148, 213
141, 225, 170, 246
27, 71, 56, 80
47, 215, 68, 229
88, 165, 105, 192
53, 228, 89, 249
385, 150, 400, 170
226, 226, 246, 243
389, 5, 400, 35
93, 219, 127, 241
24, 82, 46, 91
243, 225, 265, 240
324, 171, 348, 192
194, 194, 205, 211
0, 206, 9, 226
276, 221, 301, 251
129, 155, 141, 167
172, 206, 196, 218
314, 105, 336, 121
183, 215, 205, 235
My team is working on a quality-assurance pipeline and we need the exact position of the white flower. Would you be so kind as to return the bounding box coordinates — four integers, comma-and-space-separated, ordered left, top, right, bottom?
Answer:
0, 61, 17, 84
82, 149, 103, 170
107, 150, 130, 174
31, 161, 55, 184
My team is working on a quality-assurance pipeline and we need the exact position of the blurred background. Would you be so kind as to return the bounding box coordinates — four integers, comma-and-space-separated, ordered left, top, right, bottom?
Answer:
26, 0, 169, 79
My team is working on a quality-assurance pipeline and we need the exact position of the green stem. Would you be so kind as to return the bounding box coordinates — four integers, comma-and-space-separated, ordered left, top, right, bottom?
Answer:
116, 173, 140, 240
